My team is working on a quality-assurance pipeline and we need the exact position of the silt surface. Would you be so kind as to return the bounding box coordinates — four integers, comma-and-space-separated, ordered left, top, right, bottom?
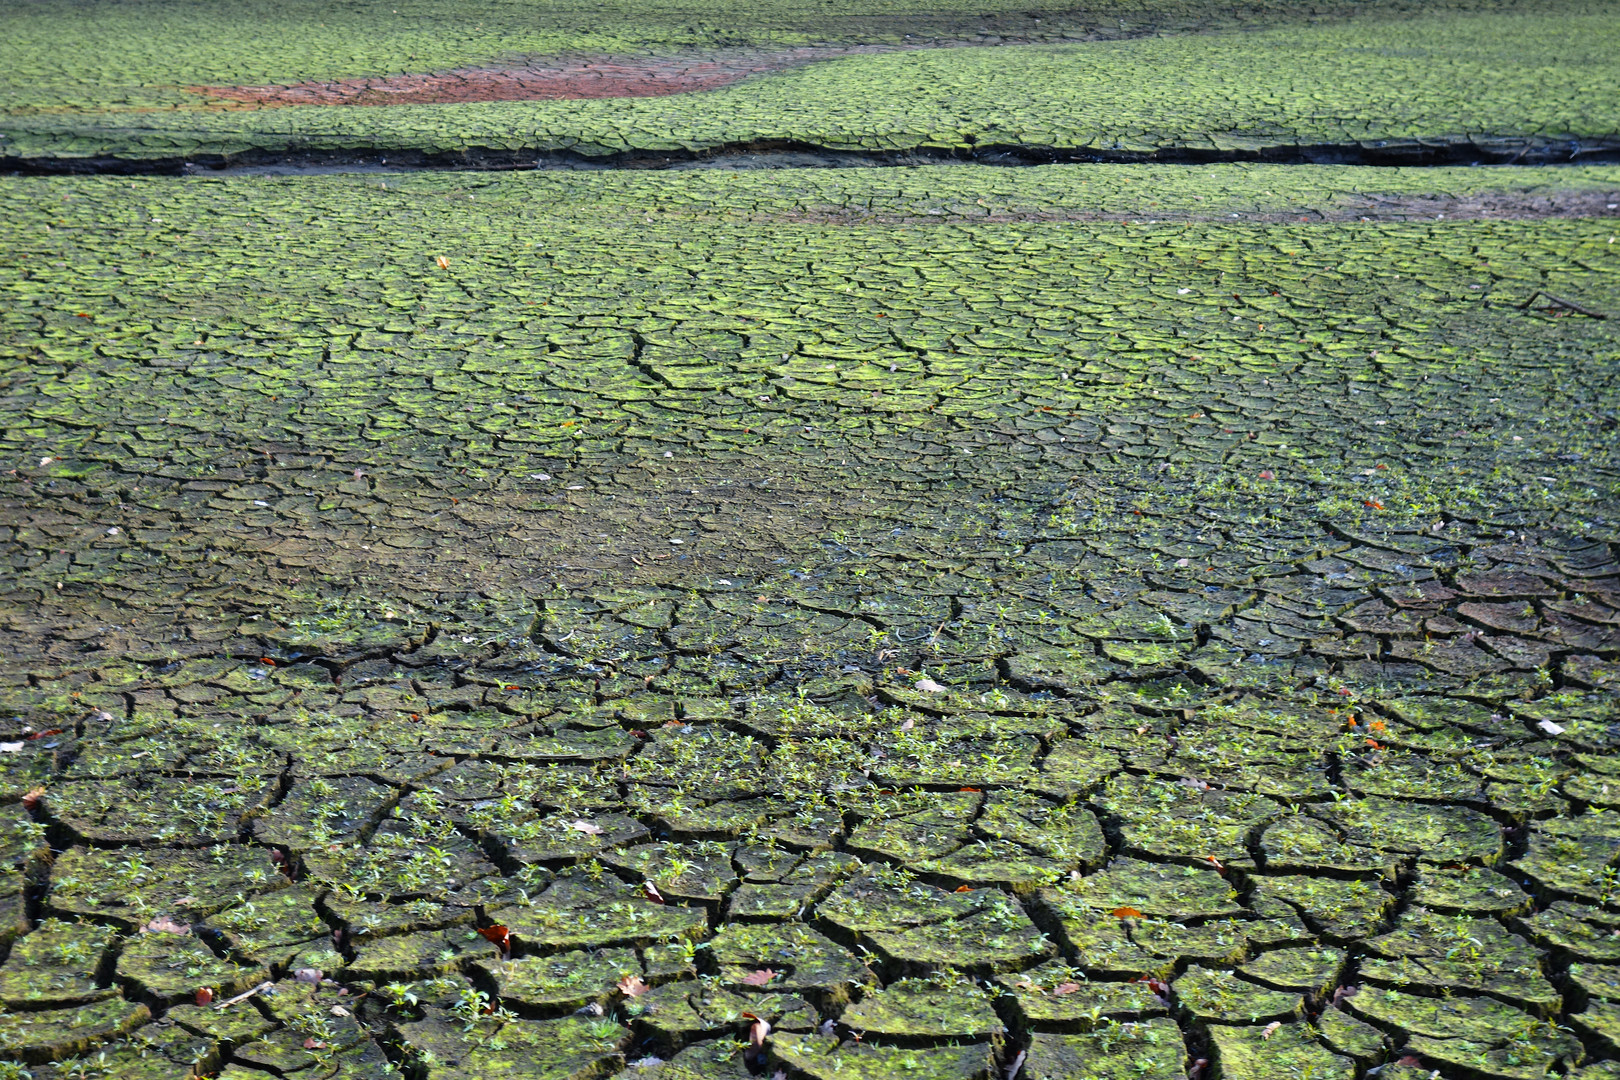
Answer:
0, 3, 1618, 1078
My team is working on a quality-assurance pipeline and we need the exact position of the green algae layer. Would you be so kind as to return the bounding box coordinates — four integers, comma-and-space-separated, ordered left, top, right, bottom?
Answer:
1, 9, 1617, 164
0, 161, 1617, 1077
0, 0, 1590, 113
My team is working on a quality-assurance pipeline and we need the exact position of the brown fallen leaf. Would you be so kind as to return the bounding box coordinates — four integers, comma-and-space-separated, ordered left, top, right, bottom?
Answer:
294, 967, 324, 984
303, 1037, 327, 1050
143, 915, 191, 936
20, 787, 44, 811
740, 968, 777, 986
567, 819, 605, 835
743, 1013, 772, 1066
1110, 906, 1143, 918
434, 255, 450, 270
914, 677, 948, 693
476, 925, 512, 957
1261, 1021, 1282, 1040
195, 987, 214, 1007
617, 974, 650, 998
642, 881, 665, 904
1053, 982, 1081, 996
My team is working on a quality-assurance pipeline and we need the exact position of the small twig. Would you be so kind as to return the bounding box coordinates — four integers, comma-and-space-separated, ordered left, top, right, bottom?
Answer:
214, 981, 275, 1011
1516, 290, 1608, 319
1502, 142, 1533, 166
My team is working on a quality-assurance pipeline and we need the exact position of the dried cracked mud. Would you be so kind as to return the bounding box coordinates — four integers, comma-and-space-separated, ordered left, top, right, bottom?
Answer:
1, 3, 1618, 1079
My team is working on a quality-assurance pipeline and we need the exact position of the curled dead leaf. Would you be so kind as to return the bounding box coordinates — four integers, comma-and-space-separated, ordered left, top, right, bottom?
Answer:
194, 987, 214, 1007
568, 819, 605, 836
1053, 982, 1081, 996
617, 974, 649, 998
1261, 1021, 1282, 1040
475, 925, 512, 957
143, 915, 190, 936
740, 968, 777, 987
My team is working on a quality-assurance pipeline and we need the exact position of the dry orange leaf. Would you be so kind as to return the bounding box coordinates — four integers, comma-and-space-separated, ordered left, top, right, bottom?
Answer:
617, 974, 650, 998
475, 925, 511, 954
1053, 982, 1082, 996
434, 255, 450, 270
1110, 906, 1143, 918
740, 969, 777, 986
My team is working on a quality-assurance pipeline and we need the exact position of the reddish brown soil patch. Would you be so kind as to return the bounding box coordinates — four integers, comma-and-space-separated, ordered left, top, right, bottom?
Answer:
188, 48, 879, 108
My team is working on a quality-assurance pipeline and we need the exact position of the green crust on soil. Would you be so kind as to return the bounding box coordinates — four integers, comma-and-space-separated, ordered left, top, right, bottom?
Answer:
0, 17, 1618, 1073
1207, 1021, 1355, 1080
4, 11, 1618, 163
1024, 1017, 1188, 1080
838, 975, 1006, 1040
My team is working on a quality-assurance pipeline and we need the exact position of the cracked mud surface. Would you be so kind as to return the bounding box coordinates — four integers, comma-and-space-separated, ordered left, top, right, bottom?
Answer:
0, 161, 1615, 1077
182, 49, 903, 110
1, 4, 1619, 1077
5, 7, 1619, 169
